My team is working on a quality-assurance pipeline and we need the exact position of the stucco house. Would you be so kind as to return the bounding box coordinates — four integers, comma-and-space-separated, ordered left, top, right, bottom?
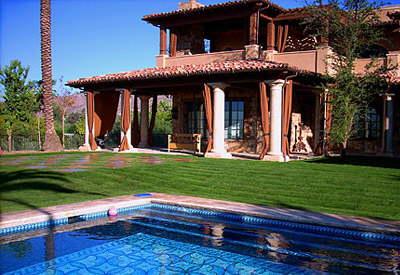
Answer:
68, 0, 400, 161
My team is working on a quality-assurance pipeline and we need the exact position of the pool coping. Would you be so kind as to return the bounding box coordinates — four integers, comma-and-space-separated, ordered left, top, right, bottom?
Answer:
1, 193, 399, 234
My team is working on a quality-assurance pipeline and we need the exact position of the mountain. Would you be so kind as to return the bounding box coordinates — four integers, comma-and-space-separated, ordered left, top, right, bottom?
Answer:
66, 93, 172, 114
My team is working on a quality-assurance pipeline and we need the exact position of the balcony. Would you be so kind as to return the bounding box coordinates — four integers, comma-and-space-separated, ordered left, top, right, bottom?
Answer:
156, 50, 244, 67
156, 47, 399, 77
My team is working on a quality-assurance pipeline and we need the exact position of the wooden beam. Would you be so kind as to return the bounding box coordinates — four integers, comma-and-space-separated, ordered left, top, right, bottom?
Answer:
259, 13, 273, 21
160, 28, 167, 55
169, 29, 177, 57
248, 11, 259, 45
267, 20, 275, 51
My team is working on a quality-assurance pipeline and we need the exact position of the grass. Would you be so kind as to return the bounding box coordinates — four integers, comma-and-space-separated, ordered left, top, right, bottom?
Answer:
1, 151, 399, 221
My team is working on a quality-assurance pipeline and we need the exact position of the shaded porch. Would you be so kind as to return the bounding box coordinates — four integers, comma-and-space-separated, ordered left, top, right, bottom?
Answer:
68, 60, 323, 162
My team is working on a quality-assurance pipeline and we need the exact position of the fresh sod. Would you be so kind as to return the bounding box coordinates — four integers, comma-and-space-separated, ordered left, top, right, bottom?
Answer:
0, 152, 399, 221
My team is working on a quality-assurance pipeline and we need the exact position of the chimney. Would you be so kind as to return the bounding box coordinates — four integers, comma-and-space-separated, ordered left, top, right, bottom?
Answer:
178, 0, 203, 10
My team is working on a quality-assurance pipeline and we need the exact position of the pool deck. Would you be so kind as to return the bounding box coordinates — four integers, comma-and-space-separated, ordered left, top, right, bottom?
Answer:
1, 193, 399, 234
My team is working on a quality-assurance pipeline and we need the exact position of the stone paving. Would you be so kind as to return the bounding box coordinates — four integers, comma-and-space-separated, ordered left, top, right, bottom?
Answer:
1, 193, 399, 234
0, 152, 201, 172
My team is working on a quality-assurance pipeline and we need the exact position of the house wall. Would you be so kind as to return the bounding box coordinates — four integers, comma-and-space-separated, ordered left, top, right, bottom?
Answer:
177, 25, 205, 55
172, 87, 263, 154
212, 30, 246, 52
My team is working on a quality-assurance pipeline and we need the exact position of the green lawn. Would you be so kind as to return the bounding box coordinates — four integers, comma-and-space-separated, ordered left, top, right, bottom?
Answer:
1, 152, 399, 221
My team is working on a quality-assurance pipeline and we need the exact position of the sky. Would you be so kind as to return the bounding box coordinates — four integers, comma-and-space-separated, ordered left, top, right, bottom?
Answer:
1, 0, 400, 93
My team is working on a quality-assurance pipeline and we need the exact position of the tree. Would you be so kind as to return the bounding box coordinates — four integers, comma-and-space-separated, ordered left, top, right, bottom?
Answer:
305, 0, 391, 159
154, 99, 173, 134
54, 76, 75, 148
41, 0, 62, 151
75, 112, 86, 135
0, 60, 38, 151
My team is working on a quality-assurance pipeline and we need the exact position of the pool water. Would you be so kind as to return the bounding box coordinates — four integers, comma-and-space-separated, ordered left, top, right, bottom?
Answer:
1, 204, 399, 274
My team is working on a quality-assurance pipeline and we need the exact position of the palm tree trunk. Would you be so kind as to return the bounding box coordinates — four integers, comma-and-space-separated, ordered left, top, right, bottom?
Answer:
41, 0, 62, 151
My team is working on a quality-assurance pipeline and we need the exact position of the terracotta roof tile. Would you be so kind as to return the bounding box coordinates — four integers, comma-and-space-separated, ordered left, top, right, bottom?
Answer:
68, 60, 309, 87
143, 0, 285, 21
273, 7, 309, 21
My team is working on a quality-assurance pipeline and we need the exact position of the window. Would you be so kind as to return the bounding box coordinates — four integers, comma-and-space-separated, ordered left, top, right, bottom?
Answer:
225, 101, 244, 139
204, 39, 211, 53
187, 102, 207, 137
355, 108, 381, 139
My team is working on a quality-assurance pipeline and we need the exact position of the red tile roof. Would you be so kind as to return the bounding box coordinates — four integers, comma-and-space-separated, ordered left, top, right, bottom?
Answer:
273, 7, 309, 22
143, 0, 285, 22
67, 60, 309, 88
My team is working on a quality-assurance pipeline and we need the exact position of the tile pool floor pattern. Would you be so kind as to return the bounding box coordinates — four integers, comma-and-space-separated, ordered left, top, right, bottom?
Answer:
1, 193, 400, 235
6, 233, 322, 275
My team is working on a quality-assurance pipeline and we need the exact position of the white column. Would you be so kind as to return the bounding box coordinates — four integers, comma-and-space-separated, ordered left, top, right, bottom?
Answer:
385, 94, 394, 153
138, 95, 150, 148
205, 83, 232, 159
266, 79, 285, 161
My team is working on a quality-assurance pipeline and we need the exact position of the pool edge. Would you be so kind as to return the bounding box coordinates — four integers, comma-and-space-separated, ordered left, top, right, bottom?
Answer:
1, 193, 399, 235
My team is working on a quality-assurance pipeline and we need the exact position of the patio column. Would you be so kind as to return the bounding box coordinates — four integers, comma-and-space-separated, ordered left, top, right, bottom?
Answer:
118, 89, 137, 152
385, 94, 394, 153
138, 95, 150, 148
83, 91, 90, 150
83, 91, 99, 151
266, 79, 285, 161
205, 83, 232, 159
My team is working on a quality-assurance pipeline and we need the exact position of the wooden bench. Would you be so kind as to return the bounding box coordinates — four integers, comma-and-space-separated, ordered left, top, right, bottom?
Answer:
168, 134, 201, 154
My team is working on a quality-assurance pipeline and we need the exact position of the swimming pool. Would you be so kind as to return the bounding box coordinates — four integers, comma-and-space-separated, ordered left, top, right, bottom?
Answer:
1, 203, 399, 274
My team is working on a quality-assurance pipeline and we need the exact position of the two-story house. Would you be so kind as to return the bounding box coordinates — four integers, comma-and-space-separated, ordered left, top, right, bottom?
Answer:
68, 0, 400, 160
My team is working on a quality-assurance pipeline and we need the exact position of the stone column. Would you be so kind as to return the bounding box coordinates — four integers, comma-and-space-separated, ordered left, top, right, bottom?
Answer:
78, 91, 91, 151
385, 94, 394, 153
138, 95, 150, 148
205, 83, 232, 159
266, 79, 285, 161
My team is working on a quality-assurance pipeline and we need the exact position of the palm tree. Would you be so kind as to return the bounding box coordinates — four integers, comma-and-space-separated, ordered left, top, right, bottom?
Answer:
41, 0, 62, 151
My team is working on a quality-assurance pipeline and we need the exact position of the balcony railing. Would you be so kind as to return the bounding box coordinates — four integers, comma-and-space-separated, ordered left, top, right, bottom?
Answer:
156, 47, 398, 76
157, 50, 244, 67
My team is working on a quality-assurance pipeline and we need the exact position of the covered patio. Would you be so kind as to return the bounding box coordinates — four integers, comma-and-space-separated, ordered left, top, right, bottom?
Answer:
68, 59, 322, 162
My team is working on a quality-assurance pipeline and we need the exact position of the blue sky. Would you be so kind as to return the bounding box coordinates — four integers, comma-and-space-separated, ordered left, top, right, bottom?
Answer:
1, 0, 399, 92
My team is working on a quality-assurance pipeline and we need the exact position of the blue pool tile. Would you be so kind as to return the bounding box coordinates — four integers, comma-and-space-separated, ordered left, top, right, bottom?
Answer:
5, 233, 323, 275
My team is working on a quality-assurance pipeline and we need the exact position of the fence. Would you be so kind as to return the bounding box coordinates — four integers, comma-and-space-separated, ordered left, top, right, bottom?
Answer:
0, 135, 41, 152
0, 133, 169, 152
0, 134, 85, 152
98, 133, 169, 149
